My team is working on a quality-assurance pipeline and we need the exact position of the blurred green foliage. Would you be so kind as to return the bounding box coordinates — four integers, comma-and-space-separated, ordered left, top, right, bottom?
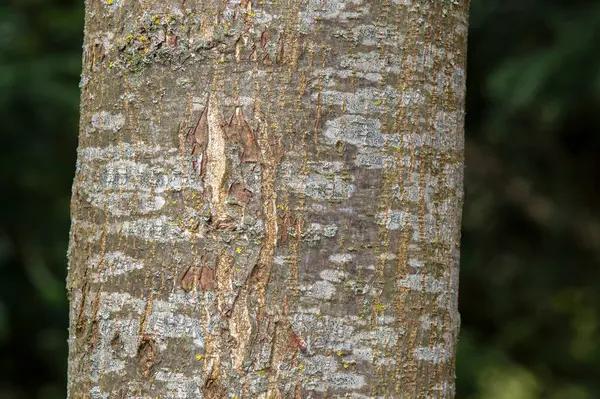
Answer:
0, 0, 82, 397
0, 0, 599, 398
459, 0, 600, 398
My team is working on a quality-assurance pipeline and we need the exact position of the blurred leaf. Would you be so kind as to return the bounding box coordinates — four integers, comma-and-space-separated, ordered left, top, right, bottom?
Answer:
478, 364, 540, 399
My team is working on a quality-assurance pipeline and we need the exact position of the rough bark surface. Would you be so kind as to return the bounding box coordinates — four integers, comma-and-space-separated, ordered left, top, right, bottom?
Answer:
67, 0, 468, 398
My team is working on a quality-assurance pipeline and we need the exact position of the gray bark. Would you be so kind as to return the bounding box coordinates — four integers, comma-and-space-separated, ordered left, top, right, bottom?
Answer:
67, 0, 468, 397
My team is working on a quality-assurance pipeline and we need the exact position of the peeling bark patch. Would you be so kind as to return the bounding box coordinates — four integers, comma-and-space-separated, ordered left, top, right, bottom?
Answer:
290, 330, 307, 352
187, 98, 209, 176
199, 266, 215, 291
91, 111, 125, 132
202, 378, 226, 399
228, 182, 253, 204
110, 331, 123, 352
189, 97, 261, 222
180, 265, 197, 292
227, 107, 260, 163
137, 336, 160, 378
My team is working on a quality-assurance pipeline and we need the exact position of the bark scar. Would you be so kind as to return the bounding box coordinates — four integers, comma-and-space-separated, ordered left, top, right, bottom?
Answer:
188, 94, 229, 220
137, 334, 160, 378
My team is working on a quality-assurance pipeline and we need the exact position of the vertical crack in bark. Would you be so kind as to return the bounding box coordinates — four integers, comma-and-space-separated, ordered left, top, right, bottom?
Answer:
226, 119, 282, 394
205, 94, 228, 221
258, 124, 288, 398
254, 117, 279, 305
187, 94, 230, 222
75, 266, 90, 334
137, 291, 154, 337
218, 252, 253, 372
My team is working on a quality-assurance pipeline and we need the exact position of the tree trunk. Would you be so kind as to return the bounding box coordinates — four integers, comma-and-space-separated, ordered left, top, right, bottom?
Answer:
67, 0, 468, 397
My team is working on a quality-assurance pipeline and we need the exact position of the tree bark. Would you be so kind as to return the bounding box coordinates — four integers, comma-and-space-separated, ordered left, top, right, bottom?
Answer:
67, 0, 468, 397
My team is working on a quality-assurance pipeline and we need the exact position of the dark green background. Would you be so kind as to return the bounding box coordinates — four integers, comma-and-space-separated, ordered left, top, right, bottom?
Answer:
1, 0, 599, 398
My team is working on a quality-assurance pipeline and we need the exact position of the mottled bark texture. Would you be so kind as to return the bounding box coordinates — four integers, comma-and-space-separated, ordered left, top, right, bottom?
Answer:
67, 0, 468, 397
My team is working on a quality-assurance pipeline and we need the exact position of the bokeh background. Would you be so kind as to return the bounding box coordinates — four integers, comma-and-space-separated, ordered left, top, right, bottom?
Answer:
1, 0, 599, 398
